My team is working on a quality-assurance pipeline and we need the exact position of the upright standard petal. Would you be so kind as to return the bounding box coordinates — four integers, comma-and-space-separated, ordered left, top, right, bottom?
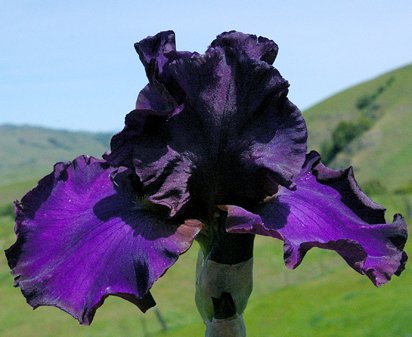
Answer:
106, 31, 307, 216
225, 152, 407, 286
5, 156, 202, 324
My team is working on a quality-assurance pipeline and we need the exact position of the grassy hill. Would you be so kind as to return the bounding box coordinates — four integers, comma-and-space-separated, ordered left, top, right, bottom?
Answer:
304, 64, 412, 192
0, 125, 111, 207
0, 124, 111, 185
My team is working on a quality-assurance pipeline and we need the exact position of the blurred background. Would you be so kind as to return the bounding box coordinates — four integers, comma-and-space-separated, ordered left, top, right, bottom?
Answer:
1, 1, 411, 336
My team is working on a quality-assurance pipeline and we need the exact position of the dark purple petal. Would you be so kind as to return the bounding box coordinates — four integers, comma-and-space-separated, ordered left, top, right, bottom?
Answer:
134, 30, 195, 96
106, 31, 307, 214
133, 145, 193, 217
240, 97, 307, 190
105, 32, 189, 168
168, 46, 307, 190
136, 82, 183, 115
210, 31, 278, 64
224, 152, 407, 286
134, 30, 176, 78
5, 156, 202, 324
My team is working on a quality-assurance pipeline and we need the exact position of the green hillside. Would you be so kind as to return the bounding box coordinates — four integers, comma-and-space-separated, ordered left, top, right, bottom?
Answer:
0, 125, 111, 196
304, 64, 412, 191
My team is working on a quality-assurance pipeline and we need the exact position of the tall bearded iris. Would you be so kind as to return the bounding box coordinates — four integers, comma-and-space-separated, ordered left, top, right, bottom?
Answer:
5, 31, 407, 336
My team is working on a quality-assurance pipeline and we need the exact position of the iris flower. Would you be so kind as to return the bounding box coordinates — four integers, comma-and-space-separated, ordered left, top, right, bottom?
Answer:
5, 31, 407, 333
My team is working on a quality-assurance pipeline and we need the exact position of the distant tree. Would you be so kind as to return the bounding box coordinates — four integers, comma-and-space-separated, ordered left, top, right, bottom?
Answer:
321, 118, 371, 164
356, 95, 373, 110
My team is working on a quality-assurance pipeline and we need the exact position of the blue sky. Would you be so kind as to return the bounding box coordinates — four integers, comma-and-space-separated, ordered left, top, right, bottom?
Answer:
1, 1, 411, 132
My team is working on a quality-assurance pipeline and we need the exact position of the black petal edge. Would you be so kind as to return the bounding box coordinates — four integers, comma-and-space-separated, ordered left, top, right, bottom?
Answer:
80, 292, 156, 325
307, 150, 408, 250
305, 151, 385, 224
306, 150, 408, 283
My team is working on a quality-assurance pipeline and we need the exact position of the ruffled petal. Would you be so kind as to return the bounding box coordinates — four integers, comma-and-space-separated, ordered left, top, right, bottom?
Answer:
224, 152, 407, 286
105, 31, 189, 169
133, 145, 193, 217
210, 31, 279, 65
167, 44, 306, 192
134, 30, 195, 96
134, 30, 176, 78
5, 156, 202, 324
106, 31, 307, 216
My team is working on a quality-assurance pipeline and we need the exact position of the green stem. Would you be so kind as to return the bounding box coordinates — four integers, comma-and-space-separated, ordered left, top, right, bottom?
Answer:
195, 228, 254, 337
